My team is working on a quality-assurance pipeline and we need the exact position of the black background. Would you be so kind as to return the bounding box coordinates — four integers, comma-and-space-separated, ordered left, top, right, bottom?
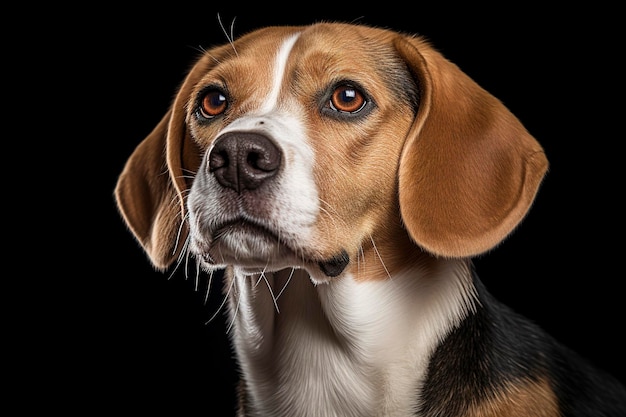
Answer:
28, 5, 623, 415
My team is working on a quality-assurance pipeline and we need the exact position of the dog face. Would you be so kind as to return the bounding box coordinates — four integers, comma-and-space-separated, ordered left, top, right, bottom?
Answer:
115, 23, 548, 284
185, 25, 421, 284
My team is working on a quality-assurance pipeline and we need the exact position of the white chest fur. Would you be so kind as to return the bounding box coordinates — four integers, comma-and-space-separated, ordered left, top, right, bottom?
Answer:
226, 261, 476, 417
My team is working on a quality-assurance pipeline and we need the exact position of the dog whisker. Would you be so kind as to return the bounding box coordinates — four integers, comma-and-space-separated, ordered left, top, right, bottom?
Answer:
260, 270, 281, 314
190, 250, 199, 285
254, 272, 264, 288
206, 52, 223, 66
193, 256, 199, 291
178, 168, 198, 175
172, 210, 189, 258
166, 226, 191, 282
191, 44, 207, 55
318, 198, 349, 248
182, 242, 192, 281
207, 270, 236, 326
275, 267, 295, 300
356, 244, 365, 277
370, 235, 392, 280
175, 170, 197, 183
224, 277, 241, 334
317, 197, 340, 218
204, 268, 214, 305
217, 13, 238, 56
166, 191, 181, 210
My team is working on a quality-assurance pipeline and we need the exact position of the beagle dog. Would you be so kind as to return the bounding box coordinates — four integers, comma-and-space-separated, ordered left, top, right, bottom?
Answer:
115, 22, 626, 416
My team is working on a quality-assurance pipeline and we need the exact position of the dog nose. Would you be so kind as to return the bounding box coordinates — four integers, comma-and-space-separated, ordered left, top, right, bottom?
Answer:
208, 132, 282, 192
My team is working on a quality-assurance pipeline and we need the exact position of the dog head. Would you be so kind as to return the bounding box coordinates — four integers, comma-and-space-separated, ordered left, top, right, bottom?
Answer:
115, 22, 548, 283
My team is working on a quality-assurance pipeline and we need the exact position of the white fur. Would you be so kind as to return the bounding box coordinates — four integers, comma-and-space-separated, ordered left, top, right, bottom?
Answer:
227, 261, 477, 416
259, 33, 300, 113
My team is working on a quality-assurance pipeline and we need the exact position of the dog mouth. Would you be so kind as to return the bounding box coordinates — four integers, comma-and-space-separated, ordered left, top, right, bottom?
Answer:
208, 219, 288, 262
215, 219, 276, 243
194, 218, 349, 277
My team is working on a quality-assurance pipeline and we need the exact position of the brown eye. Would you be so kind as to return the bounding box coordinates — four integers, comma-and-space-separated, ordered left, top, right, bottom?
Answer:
200, 90, 227, 118
330, 85, 366, 113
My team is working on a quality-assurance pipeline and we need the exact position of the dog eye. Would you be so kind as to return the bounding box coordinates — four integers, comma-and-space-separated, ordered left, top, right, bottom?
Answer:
329, 85, 367, 113
199, 90, 228, 118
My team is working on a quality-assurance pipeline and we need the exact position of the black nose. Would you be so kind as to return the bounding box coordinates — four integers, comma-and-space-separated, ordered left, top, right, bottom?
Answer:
208, 131, 282, 192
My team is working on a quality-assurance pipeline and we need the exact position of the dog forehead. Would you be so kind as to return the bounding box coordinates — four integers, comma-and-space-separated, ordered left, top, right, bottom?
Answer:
232, 22, 395, 54
241, 23, 397, 68
199, 23, 403, 110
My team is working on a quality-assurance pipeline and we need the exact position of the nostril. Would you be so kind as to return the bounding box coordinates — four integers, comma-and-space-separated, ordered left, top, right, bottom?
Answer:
209, 149, 229, 171
247, 152, 259, 167
208, 131, 282, 192
247, 143, 280, 172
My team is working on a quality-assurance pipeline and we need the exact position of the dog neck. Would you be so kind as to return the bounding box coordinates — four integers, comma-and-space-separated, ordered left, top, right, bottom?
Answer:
224, 257, 477, 416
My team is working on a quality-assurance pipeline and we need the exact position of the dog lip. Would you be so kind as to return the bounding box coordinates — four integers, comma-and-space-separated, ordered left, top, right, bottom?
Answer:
318, 249, 350, 277
206, 218, 297, 265
203, 219, 350, 277
214, 218, 278, 241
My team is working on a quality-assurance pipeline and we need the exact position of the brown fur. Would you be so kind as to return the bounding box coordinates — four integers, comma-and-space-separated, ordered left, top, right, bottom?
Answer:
466, 379, 560, 417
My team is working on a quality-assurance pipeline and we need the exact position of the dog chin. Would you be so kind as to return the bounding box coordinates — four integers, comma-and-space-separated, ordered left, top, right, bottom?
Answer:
192, 221, 298, 268
193, 223, 350, 281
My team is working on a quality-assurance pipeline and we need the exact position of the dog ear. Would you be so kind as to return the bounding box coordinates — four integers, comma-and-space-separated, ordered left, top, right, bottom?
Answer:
394, 36, 549, 258
114, 56, 207, 270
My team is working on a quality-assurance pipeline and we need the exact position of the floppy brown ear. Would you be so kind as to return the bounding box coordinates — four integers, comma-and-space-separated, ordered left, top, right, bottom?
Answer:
114, 56, 207, 270
394, 35, 549, 258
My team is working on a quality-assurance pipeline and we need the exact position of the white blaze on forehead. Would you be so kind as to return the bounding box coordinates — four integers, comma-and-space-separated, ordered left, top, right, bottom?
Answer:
198, 30, 318, 260
259, 33, 301, 114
